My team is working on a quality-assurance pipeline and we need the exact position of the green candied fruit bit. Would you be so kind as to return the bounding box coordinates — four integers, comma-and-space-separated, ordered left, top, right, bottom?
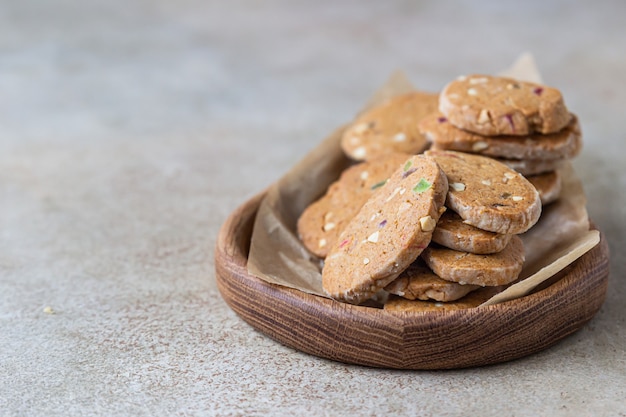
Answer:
370, 179, 387, 190
413, 178, 432, 193
403, 160, 412, 171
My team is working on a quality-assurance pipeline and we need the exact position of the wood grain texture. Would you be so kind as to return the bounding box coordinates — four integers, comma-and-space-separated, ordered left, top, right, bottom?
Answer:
215, 193, 610, 370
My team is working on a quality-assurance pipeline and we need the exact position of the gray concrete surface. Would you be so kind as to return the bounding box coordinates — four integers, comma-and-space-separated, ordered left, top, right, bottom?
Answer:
1, 1, 625, 415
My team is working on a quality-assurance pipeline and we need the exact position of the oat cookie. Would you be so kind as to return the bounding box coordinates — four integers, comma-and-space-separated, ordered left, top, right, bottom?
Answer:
297, 153, 410, 258
341, 92, 438, 161
421, 113, 582, 160
384, 260, 480, 302
384, 286, 505, 312
425, 150, 541, 234
439, 75, 571, 136
421, 235, 525, 286
527, 170, 562, 205
322, 155, 448, 304
497, 157, 564, 176
431, 210, 512, 254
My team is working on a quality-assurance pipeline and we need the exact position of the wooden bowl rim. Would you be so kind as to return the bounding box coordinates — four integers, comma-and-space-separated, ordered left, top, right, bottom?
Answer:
215, 191, 610, 369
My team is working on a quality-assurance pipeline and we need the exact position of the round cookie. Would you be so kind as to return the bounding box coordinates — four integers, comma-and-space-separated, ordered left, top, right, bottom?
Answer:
341, 92, 438, 161
297, 153, 410, 258
420, 113, 582, 160
421, 235, 525, 287
384, 260, 480, 302
384, 286, 505, 312
425, 150, 542, 235
439, 75, 571, 136
322, 154, 448, 304
527, 170, 562, 205
431, 210, 512, 254
497, 157, 564, 176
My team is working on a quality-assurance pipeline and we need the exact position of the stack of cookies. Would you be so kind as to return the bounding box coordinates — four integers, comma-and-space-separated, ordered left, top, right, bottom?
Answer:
384, 149, 539, 311
419, 74, 581, 206
297, 150, 541, 307
296, 74, 575, 309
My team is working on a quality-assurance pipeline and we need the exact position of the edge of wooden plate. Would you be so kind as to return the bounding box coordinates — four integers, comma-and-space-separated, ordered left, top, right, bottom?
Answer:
215, 192, 610, 370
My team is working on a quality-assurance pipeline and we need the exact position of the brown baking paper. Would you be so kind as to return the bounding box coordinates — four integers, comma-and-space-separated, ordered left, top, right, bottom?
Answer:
247, 55, 598, 306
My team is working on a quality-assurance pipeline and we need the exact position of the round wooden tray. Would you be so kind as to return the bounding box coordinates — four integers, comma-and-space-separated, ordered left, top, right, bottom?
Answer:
215, 192, 610, 369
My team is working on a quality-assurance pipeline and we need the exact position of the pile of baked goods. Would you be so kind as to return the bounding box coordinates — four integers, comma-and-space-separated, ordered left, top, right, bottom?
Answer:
297, 75, 580, 310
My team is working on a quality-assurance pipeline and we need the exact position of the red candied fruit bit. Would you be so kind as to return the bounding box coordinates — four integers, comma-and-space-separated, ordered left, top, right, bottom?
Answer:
378, 220, 387, 228
339, 239, 350, 248
504, 114, 515, 132
533, 87, 544, 96
437, 116, 447, 123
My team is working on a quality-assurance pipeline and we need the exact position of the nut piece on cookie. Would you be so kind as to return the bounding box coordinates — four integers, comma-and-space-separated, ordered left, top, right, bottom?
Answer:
425, 150, 542, 235
322, 154, 448, 304
341, 92, 439, 161
384, 260, 480, 302
439, 75, 571, 136
297, 153, 410, 258
432, 210, 512, 254
421, 235, 525, 287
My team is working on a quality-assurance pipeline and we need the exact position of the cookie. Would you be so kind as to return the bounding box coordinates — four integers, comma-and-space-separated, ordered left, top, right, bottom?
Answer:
297, 153, 410, 258
497, 157, 564, 176
341, 92, 438, 161
384, 286, 505, 312
322, 154, 448, 304
421, 235, 525, 286
421, 113, 582, 160
431, 210, 512, 254
425, 150, 541, 234
527, 170, 562, 205
384, 260, 480, 302
439, 75, 571, 136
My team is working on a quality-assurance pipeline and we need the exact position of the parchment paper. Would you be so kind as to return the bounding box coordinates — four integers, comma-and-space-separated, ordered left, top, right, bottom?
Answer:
247, 55, 598, 306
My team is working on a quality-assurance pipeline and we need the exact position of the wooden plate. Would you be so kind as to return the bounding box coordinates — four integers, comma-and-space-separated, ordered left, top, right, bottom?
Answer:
215, 192, 610, 369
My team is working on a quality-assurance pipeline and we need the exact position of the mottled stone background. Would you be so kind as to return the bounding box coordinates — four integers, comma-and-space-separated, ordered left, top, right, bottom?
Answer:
1, 1, 624, 415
